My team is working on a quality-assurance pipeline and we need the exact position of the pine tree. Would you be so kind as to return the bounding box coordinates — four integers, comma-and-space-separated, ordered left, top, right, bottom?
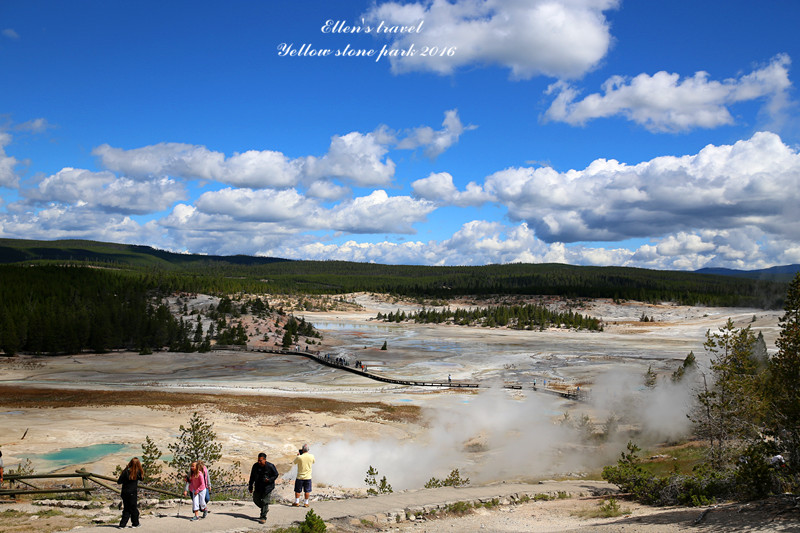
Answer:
692, 319, 764, 467
168, 412, 223, 479
140, 436, 164, 485
767, 273, 800, 475
644, 366, 657, 388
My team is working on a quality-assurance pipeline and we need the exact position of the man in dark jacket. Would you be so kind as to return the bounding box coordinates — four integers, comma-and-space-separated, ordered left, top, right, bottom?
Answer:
248, 452, 279, 524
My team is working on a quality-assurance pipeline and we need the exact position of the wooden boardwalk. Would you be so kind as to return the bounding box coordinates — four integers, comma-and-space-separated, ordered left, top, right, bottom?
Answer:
257, 347, 584, 401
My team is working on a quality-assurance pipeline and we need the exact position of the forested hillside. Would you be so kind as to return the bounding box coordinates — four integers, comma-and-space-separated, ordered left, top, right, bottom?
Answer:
0, 238, 788, 308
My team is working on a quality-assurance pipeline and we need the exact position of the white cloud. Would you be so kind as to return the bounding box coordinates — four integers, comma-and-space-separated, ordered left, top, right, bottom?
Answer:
473, 131, 800, 244
93, 143, 302, 188
157, 203, 300, 255
257, 219, 792, 270
302, 131, 395, 186
30, 167, 185, 214
412, 172, 490, 206
0, 205, 157, 245
364, 0, 619, 79
0, 132, 20, 188
396, 109, 476, 158
194, 187, 318, 223
92, 111, 471, 190
326, 190, 436, 234
191, 188, 433, 234
2, 29, 19, 40
15, 118, 53, 134
544, 54, 793, 131
305, 180, 350, 201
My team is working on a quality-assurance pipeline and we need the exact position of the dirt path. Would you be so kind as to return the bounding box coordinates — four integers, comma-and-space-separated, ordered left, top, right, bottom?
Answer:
41, 481, 613, 532
13, 479, 793, 532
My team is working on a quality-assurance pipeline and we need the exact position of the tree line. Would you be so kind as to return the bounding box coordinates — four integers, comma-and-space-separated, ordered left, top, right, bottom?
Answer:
0, 238, 789, 307
0, 265, 192, 355
603, 273, 800, 504
0, 265, 324, 356
377, 302, 602, 331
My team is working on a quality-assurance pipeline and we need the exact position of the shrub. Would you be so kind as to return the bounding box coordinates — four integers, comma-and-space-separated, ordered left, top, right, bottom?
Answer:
365, 466, 393, 495
603, 441, 736, 506
300, 508, 326, 533
424, 468, 470, 488
734, 442, 784, 500
597, 498, 624, 517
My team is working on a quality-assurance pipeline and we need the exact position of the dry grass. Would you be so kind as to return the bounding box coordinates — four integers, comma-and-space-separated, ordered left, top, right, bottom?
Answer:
0, 385, 421, 424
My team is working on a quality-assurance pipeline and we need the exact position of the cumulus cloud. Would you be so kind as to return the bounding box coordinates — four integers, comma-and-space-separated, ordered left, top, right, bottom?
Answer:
326, 190, 436, 234
195, 187, 317, 223
396, 109, 476, 158
157, 203, 301, 255
468, 131, 800, 244
93, 143, 302, 188
92, 111, 471, 189
0, 205, 157, 245
302, 131, 395, 186
364, 0, 618, 79
0, 132, 20, 188
412, 172, 489, 206
544, 54, 793, 131
192, 188, 433, 234
29, 167, 185, 214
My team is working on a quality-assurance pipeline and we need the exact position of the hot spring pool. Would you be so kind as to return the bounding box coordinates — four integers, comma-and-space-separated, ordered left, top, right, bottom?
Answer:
25, 443, 136, 472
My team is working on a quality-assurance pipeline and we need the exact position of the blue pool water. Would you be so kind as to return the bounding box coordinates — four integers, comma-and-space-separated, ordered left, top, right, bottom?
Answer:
26, 443, 135, 471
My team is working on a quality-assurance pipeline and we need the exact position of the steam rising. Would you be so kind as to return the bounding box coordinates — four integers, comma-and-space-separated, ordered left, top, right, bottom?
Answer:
310, 371, 697, 490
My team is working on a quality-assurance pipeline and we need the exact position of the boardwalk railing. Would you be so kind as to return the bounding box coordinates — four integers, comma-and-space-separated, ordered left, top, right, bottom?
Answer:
0, 469, 183, 500
255, 347, 585, 401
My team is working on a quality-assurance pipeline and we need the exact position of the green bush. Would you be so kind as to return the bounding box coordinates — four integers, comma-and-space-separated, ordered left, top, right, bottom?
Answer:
597, 498, 624, 517
365, 465, 393, 495
602, 441, 735, 506
424, 468, 470, 488
300, 508, 326, 533
734, 442, 783, 500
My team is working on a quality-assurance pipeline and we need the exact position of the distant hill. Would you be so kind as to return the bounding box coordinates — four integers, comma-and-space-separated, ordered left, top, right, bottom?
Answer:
0, 237, 790, 308
695, 264, 800, 282
0, 238, 289, 269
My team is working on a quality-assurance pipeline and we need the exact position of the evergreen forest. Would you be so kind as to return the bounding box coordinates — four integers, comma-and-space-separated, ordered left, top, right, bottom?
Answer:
0, 237, 793, 356
377, 302, 602, 330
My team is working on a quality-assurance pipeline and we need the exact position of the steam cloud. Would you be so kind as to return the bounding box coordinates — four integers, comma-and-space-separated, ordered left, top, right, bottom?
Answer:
307, 371, 697, 490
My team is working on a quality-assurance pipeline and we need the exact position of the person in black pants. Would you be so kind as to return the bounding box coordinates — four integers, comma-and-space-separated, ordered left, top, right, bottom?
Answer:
117, 457, 144, 528
248, 452, 279, 524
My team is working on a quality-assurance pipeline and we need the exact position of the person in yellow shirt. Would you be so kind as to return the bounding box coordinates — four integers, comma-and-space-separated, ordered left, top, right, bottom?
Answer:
292, 444, 315, 507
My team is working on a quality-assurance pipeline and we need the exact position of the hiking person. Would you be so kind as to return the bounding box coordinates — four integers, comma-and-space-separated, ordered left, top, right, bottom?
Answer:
248, 452, 279, 524
183, 461, 209, 521
197, 460, 211, 512
116, 457, 144, 529
292, 444, 315, 507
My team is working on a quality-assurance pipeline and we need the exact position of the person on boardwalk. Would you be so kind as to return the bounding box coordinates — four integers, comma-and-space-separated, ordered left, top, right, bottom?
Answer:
248, 452, 279, 524
116, 457, 144, 529
0, 450, 4, 486
197, 460, 211, 513
183, 461, 209, 521
293, 444, 315, 507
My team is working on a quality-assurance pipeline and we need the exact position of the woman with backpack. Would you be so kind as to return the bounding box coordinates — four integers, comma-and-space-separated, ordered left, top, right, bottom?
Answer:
116, 457, 144, 528
183, 461, 209, 521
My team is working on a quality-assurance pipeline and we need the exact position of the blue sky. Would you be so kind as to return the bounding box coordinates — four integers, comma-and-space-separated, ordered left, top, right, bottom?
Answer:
1, 0, 799, 269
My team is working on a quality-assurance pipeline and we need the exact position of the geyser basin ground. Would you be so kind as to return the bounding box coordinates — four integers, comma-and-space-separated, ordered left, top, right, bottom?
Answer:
0, 296, 782, 487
